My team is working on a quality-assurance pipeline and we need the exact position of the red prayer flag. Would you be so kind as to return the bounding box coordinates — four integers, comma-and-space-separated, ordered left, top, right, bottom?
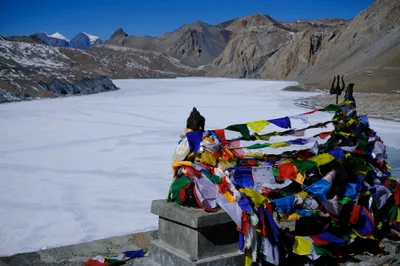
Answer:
394, 181, 400, 207
350, 205, 361, 225
310, 236, 330, 246
227, 140, 244, 158
261, 206, 267, 237
317, 131, 333, 139
237, 211, 250, 234
363, 206, 375, 226
303, 109, 320, 115
85, 259, 107, 266
277, 163, 298, 181
214, 129, 228, 146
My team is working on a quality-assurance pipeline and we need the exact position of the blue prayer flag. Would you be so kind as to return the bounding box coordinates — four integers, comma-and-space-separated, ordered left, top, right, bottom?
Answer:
268, 117, 291, 129
186, 131, 203, 153
233, 167, 254, 188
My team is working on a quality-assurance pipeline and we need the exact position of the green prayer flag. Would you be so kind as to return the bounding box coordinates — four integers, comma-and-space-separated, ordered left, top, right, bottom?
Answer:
313, 245, 336, 257
169, 176, 192, 204
321, 104, 342, 112
225, 124, 251, 138
357, 137, 369, 154
272, 166, 279, 179
293, 160, 317, 174
344, 157, 371, 176
338, 197, 353, 205
203, 171, 222, 184
246, 143, 271, 149
389, 205, 398, 221
107, 259, 126, 266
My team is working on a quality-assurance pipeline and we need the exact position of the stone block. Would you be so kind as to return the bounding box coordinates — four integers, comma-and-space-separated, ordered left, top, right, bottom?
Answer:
149, 240, 244, 266
382, 239, 400, 255
151, 200, 232, 228
158, 217, 238, 260
149, 200, 242, 265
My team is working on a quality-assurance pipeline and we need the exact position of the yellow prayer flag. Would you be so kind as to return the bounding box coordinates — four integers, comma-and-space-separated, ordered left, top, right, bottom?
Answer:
296, 191, 309, 199
218, 156, 233, 167
396, 207, 400, 222
295, 173, 306, 184
244, 152, 265, 159
280, 213, 301, 220
269, 142, 291, 148
293, 236, 312, 255
200, 151, 217, 166
352, 229, 376, 240
310, 153, 335, 166
338, 132, 352, 138
339, 101, 354, 106
172, 161, 192, 168
245, 249, 252, 266
346, 119, 356, 127
239, 188, 266, 208
246, 120, 270, 132
220, 191, 236, 203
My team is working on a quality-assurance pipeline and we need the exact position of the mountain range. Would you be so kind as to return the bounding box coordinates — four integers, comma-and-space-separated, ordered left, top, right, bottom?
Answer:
0, 0, 399, 103
25, 31, 104, 49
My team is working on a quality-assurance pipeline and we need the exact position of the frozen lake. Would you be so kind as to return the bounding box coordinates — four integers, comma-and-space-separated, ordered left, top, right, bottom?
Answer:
0, 78, 399, 255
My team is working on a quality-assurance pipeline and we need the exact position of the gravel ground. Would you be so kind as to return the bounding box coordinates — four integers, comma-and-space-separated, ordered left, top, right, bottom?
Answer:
284, 85, 400, 121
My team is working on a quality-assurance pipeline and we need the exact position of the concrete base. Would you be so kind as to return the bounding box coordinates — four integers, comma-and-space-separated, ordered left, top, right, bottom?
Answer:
149, 200, 243, 266
149, 240, 243, 266
158, 217, 238, 260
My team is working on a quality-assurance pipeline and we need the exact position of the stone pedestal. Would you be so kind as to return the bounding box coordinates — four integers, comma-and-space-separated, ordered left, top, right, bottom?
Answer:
148, 200, 244, 266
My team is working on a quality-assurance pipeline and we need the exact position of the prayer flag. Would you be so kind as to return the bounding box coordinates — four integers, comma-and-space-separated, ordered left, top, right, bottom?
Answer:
268, 116, 291, 129
247, 120, 270, 132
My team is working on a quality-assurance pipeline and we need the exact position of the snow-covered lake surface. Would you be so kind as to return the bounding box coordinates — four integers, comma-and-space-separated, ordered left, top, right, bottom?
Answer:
0, 78, 399, 255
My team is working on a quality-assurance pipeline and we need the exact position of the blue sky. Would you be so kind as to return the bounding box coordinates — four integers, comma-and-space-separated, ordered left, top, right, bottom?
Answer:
0, 0, 375, 39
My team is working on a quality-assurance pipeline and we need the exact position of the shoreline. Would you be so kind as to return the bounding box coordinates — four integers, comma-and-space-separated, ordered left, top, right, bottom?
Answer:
0, 230, 158, 266
284, 85, 400, 122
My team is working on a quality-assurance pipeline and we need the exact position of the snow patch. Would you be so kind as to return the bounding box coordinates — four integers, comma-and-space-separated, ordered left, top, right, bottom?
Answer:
49, 32, 69, 41
0, 39, 67, 69
82, 32, 99, 44
125, 60, 149, 70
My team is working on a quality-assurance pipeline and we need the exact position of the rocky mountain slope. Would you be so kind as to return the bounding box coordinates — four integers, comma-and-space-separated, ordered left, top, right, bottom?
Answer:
209, 14, 345, 79
210, 14, 297, 78
298, 0, 400, 92
105, 21, 231, 67
0, 38, 115, 103
0, 38, 204, 103
210, 0, 400, 93
281, 18, 348, 32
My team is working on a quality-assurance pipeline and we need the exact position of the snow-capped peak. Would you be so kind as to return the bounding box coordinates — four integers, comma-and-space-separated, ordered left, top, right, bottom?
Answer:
69, 32, 104, 49
81, 32, 99, 43
49, 32, 69, 41
33, 31, 103, 49
34, 31, 70, 47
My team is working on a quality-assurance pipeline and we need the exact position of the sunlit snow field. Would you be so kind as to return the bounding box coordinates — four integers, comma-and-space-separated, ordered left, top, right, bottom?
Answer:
0, 78, 399, 255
